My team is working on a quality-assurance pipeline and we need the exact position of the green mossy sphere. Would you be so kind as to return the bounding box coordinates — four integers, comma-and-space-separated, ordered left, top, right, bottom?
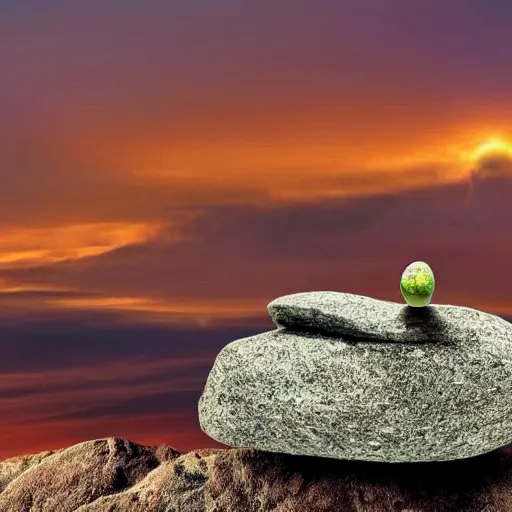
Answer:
400, 261, 435, 307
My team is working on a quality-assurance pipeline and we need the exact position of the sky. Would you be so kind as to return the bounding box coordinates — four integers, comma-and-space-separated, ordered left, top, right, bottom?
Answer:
1, 0, 512, 460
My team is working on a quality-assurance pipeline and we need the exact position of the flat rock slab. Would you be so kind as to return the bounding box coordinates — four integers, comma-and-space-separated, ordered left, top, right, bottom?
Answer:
198, 329, 512, 463
268, 291, 512, 344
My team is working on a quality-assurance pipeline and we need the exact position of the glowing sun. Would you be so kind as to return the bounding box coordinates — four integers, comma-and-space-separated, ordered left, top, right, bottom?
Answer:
471, 138, 512, 162
457, 137, 512, 204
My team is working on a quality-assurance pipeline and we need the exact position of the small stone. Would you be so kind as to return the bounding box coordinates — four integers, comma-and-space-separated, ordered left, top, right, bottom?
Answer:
400, 261, 435, 307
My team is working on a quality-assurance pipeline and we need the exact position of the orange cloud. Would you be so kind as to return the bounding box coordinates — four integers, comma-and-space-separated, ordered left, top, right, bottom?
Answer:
43, 296, 268, 327
2, 35, 512, 328
0, 170, 510, 325
0, 222, 164, 268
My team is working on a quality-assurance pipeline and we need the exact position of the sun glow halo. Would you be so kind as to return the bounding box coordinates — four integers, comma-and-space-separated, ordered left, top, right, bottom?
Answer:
471, 138, 512, 162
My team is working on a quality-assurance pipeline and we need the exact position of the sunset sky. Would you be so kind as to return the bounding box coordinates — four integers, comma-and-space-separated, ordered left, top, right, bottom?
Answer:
1, 0, 512, 460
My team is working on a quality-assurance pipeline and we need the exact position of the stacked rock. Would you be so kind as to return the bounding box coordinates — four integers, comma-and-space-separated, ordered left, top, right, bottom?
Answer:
198, 291, 512, 463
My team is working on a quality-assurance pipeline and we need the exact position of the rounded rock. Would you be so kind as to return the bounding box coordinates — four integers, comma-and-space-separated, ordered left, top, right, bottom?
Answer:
400, 261, 435, 307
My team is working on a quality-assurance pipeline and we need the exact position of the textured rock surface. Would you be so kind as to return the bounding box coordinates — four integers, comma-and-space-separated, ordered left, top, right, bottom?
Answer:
0, 437, 180, 511
268, 291, 512, 344
198, 328, 512, 462
0, 448, 59, 493
1, 436, 512, 511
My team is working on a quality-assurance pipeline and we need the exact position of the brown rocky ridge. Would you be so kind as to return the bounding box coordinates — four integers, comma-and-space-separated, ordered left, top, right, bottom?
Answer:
0, 436, 510, 511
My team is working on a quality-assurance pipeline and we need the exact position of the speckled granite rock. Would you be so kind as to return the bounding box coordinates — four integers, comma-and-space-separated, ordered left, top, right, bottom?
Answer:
198, 325, 512, 462
268, 291, 512, 344
2, 437, 512, 511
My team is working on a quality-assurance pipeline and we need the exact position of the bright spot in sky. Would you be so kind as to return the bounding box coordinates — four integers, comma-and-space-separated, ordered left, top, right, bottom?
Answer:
459, 137, 512, 204
471, 138, 512, 162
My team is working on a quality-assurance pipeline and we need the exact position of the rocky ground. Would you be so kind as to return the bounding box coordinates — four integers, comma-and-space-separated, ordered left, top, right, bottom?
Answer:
0, 437, 510, 511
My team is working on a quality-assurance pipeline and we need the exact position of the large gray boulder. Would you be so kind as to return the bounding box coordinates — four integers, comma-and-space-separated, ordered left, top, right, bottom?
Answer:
198, 292, 512, 463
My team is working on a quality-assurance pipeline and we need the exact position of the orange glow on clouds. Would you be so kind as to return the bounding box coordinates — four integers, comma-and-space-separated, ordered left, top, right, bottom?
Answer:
472, 138, 512, 160
60, 118, 512, 206
44, 296, 267, 326
0, 222, 163, 268
1, 121, 511, 324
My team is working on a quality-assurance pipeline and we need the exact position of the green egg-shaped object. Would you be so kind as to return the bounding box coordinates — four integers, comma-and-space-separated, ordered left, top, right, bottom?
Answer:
400, 261, 435, 307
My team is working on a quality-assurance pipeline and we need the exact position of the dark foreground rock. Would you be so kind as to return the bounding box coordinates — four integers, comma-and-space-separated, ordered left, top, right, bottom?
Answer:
0, 437, 511, 511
